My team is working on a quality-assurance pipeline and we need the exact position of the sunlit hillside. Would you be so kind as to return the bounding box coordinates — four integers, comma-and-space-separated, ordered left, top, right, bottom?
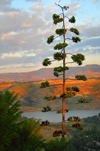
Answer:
0, 78, 100, 112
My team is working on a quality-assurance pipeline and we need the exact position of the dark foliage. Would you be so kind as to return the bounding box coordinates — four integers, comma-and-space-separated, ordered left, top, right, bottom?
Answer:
41, 105, 52, 112
47, 35, 54, 44
71, 53, 85, 65
40, 120, 50, 126
40, 81, 50, 88
42, 58, 51, 66
69, 16, 76, 23
70, 28, 79, 35
78, 97, 89, 103
75, 75, 87, 81
53, 130, 66, 137
54, 43, 68, 50
56, 28, 67, 35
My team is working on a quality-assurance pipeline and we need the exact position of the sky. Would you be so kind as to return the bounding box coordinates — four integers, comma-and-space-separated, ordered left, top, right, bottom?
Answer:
0, 0, 100, 73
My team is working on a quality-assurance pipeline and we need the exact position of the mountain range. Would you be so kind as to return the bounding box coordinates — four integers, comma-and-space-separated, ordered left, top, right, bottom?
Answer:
0, 64, 100, 82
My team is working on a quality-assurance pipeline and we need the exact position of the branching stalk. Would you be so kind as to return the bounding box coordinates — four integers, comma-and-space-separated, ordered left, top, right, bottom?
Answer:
65, 38, 72, 40
65, 62, 74, 64
62, 8, 66, 138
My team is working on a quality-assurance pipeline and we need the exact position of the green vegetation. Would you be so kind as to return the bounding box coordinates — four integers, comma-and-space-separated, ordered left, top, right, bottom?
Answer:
42, 58, 51, 66
43, 114, 100, 151
75, 75, 87, 81
0, 90, 72, 151
72, 123, 83, 130
41, 106, 52, 112
60, 91, 76, 98
44, 95, 56, 101
42, 137, 72, 151
69, 16, 76, 23
67, 116, 82, 122
78, 97, 89, 103
1, 89, 99, 150
71, 86, 80, 92
40, 81, 50, 88
66, 122, 100, 151
70, 28, 79, 35
40, 120, 50, 126
54, 52, 66, 61
57, 109, 69, 114
0, 90, 46, 150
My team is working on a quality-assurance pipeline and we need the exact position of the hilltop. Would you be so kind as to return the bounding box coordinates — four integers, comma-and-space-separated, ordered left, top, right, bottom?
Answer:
0, 64, 100, 82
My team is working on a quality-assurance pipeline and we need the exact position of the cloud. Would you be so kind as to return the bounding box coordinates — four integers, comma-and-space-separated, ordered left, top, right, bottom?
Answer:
30, 2, 44, 14
1, 50, 36, 58
30, 1, 56, 21
0, 0, 21, 12
0, 63, 35, 70
21, 23, 32, 27
0, 10, 35, 34
1, 32, 18, 40
65, 3, 81, 17
0, 0, 100, 73
0, 0, 12, 7
75, 23, 100, 38
65, 35, 100, 54
65, 20, 100, 55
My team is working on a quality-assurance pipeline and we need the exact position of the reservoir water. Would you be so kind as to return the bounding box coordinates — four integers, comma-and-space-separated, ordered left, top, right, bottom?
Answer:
22, 109, 100, 123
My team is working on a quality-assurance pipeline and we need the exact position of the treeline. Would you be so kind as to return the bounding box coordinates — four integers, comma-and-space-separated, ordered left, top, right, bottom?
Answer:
83, 114, 100, 124
66, 115, 100, 151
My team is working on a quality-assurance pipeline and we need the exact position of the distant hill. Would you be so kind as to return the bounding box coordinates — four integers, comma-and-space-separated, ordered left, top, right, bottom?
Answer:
0, 64, 100, 82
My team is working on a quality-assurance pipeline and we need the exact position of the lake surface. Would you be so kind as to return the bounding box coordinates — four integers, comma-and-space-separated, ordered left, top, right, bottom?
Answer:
22, 109, 100, 123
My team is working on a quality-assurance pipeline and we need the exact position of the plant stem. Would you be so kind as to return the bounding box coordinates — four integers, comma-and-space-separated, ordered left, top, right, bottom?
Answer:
62, 8, 66, 139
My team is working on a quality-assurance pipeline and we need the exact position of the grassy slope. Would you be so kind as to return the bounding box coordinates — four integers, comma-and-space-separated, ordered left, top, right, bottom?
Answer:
0, 78, 100, 112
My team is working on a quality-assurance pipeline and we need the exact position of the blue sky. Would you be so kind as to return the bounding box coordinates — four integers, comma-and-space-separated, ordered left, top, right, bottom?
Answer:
0, 0, 100, 73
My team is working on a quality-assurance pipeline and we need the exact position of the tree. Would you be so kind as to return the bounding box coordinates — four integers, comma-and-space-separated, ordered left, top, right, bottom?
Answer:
9, 118, 47, 151
0, 90, 46, 150
40, 0, 89, 140
42, 137, 72, 151
0, 90, 23, 150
